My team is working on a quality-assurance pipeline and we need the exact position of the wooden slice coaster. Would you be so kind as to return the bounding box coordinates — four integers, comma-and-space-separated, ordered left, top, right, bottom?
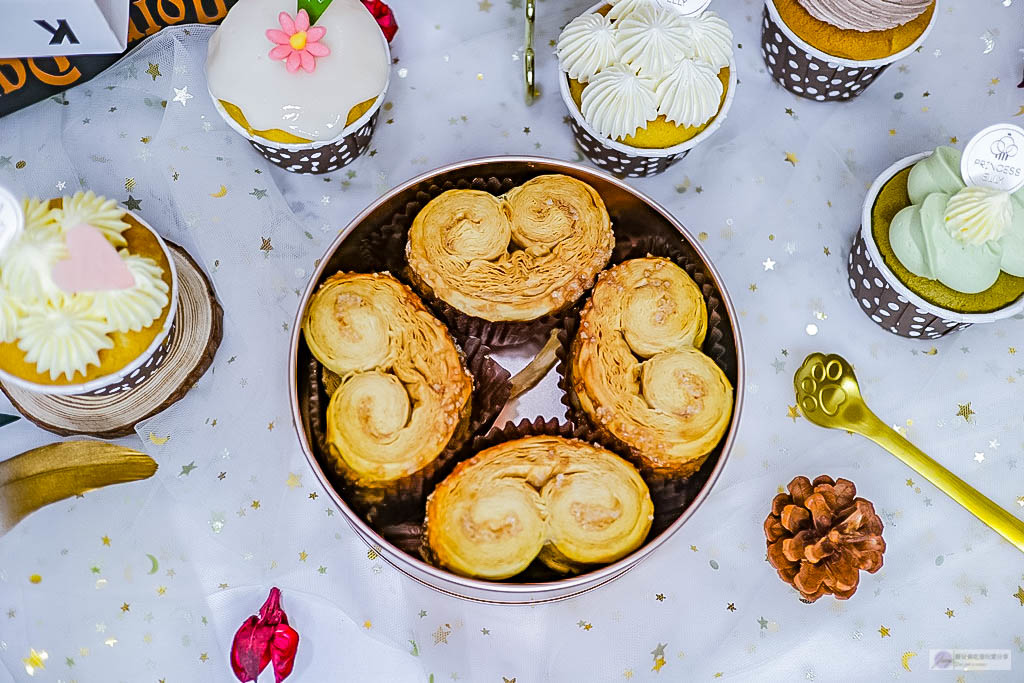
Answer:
0, 243, 223, 438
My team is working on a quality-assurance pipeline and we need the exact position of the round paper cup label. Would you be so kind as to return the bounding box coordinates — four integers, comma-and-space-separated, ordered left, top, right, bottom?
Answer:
0, 185, 24, 256
960, 123, 1024, 193
659, 0, 713, 16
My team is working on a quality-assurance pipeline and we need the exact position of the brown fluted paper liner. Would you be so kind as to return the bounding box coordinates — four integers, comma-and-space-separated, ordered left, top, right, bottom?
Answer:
555, 234, 733, 534
307, 336, 511, 531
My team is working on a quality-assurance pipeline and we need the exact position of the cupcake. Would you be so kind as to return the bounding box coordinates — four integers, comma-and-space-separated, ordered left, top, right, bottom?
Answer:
0, 191, 177, 395
849, 146, 1024, 339
762, 0, 937, 101
405, 174, 614, 345
206, 0, 390, 174
567, 257, 734, 479
557, 0, 737, 178
424, 435, 653, 580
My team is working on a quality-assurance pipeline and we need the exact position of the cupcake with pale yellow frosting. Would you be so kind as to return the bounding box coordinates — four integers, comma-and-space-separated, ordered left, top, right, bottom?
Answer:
557, 0, 737, 178
0, 192, 176, 393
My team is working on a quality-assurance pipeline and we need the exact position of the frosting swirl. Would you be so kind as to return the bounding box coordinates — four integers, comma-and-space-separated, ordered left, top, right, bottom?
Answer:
797, 0, 932, 32
615, 4, 691, 77
682, 11, 733, 69
0, 285, 19, 343
0, 227, 65, 305
49, 191, 130, 247
89, 253, 170, 333
655, 58, 723, 127
580, 64, 659, 140
17, 296, 114, 381
889, 147, 1024, 294
557, 13, 618, 83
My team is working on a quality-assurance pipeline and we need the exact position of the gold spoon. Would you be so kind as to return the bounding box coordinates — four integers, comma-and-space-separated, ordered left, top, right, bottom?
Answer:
794, 352, 1024, 553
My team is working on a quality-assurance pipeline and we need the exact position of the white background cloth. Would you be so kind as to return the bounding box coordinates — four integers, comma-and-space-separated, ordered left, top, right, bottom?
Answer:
2, 1, 1024, 681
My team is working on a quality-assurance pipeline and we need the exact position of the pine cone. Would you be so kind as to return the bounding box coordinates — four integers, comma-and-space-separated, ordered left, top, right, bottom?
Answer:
764, 475, 885, 603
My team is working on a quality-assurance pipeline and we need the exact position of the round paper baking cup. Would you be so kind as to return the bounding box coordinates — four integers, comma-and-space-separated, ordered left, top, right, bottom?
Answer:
848, 152, 1024, 339
0, 206, 180, 397
208, 27, 391, 175
761, 0, 937, 102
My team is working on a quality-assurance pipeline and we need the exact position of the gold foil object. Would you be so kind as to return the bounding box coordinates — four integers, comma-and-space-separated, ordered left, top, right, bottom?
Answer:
524, 0, 538, 104
0, 441, 157, 535
795, 353, 1024, 553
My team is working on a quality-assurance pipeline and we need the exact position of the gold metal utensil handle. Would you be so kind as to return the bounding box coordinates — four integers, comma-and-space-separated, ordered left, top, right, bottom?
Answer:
795, 352, 1024, 553
860, 414, 1024, 552
524, 0, 538, 105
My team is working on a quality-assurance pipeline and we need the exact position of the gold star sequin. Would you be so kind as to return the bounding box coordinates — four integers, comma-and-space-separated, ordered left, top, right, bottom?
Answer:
156, 586, 166, 596
251, 500, 261, 510
784, 152, 798, 166
879, 625, 891, 637
726, 603, 736, 612
1014, 586, 1024, 606
199, 652, 209, 662
145, 63, 161, 80
433, 624, 451, 644
286, 473, 301, 488
299, 551, 308, 562
786, 405, 800, 422
23, 648, 48, 675
363, 620, 372, 629
655, 593, 665, 602
260, 237, 273, 252
652, 657, 666, 672
956, 403, 975, 422
101, 536, 111, 546
945, 608, 954, 618
478, 0, 492, 10
120, 603, 130, 613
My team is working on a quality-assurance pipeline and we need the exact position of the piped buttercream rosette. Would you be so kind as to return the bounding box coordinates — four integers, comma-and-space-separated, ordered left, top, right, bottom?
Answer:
424, 435, 653, 580
405, 174, 614, 324
569, 257, 733, 478
302, 272, 473, 502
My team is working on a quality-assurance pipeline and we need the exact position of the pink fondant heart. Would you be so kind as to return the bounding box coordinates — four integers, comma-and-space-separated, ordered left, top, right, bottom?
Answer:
52, 223, 135, 293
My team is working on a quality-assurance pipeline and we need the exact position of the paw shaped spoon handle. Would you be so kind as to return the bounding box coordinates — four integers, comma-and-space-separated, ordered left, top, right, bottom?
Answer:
795, 353, 1024, 553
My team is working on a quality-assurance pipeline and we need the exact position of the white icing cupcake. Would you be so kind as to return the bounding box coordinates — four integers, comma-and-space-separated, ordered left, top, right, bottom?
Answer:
17, 296, 113, 382
207, 0, 390, 144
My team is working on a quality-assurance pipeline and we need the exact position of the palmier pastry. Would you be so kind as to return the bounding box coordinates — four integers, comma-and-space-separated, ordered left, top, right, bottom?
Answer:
405, 174, 614, 323
302, 272, 473, 505
569, 257, 732, 478
425, 435, 653, 580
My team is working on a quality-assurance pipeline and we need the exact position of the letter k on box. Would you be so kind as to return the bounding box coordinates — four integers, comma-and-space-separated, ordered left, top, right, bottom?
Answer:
0, 0, 128, 58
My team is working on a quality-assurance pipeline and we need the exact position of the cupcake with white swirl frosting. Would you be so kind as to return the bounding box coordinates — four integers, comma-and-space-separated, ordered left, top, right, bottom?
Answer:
0, 191, 177, 395
557, 0, 737, 178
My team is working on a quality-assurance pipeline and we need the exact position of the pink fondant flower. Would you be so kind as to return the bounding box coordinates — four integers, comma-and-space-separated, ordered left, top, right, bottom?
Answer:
266, 10, 329, 74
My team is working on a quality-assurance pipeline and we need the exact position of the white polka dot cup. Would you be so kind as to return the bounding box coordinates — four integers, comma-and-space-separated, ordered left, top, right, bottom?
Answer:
761, 0, 937, 102
848, 153, 1024, 340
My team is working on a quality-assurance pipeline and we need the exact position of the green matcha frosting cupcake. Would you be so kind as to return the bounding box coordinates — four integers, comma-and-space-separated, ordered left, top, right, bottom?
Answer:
871, 147, 1024, 314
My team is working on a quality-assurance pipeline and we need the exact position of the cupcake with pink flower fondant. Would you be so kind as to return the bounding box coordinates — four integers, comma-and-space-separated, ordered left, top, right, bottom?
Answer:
206, 0, 391, 174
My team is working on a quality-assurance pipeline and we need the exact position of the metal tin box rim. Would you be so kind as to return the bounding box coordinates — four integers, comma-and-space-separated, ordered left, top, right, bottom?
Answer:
765, 0, 939, 69
0, 206, 180, 396
858, 152, 1024, 324
288, 156, 745, 602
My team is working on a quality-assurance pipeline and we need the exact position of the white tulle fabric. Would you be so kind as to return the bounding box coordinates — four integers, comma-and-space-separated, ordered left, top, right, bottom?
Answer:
0, 6, 1022, 680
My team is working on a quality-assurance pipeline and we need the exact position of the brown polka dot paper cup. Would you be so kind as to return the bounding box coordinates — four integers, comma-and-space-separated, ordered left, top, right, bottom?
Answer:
211, 88, 386, 175
761, 0, 937, 102
848, 153, 1024, 340
558, 55, 737, 178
